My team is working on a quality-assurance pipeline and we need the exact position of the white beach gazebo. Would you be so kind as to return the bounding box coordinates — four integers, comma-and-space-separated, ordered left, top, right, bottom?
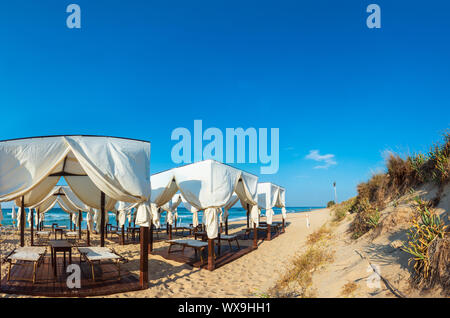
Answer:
257, 182, 287, 240
149, 159, 259, 270
0, 135, 152, 288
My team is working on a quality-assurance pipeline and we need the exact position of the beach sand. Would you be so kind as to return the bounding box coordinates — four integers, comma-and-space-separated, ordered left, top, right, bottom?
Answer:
0, 209, 332, 298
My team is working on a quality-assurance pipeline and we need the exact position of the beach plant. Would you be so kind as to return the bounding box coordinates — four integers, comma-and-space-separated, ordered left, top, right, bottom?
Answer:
366, 209, 381, 229
327, 201, 335, 208
306, 225, 331, 245
330, 197, 354, 222
402, 198, 447, 283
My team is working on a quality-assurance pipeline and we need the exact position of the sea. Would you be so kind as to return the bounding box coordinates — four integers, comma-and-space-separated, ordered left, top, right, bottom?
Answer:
0, 206, 324, 228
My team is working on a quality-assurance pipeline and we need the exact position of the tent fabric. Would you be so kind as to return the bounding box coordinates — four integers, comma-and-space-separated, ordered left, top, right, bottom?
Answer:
180, 194, 199, 227
17, 207, 22, 229
116, 201, 132, 227
150, 160, 259, 238
93, 209, 101, 232
11, 205, 16, 227
86, 209, 94, 232
150, 203, 160, 228
161, 194, 182, 226
61, 186, 91, 212
223, 194, 239, 223
256, 182, 286, 224
27, 208, 32, 228
0, 136, 151, 226
71, 212, 79, 227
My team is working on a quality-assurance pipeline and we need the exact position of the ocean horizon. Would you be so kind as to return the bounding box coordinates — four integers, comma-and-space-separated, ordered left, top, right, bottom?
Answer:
0, 206, 324, 229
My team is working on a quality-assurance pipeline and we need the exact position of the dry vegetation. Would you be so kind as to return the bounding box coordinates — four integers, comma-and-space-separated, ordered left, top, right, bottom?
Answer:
340, 281, 358, 297
347, 131, 450, 239
269, 226, 334, 297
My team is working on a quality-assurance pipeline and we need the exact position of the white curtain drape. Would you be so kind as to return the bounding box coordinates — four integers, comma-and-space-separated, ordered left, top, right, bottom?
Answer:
86, 209, 94, 232
11, 205, 16, 227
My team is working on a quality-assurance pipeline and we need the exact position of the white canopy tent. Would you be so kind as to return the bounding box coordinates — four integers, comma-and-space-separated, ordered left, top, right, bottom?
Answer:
256, 182, 287, 239
0, 135, 152, 289
149, 160, 259, 270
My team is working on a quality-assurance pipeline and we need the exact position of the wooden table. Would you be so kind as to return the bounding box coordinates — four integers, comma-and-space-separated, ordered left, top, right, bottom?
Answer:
49, 240, 72, 277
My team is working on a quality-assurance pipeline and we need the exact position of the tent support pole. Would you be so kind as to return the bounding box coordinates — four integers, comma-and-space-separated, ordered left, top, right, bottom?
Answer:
267, 224, 271, 241
100, 192, 105, 247
139, 226, 149, 289
253, 223, 258, 249
168, 224, 172, 240
217, 232, 221, 255
207, 238, 215, 271
149, 222, 153, 253
225, 218, 228, 235
36, 209, 40, 232
121, 224, 125, 245
246, 209, 249, 228
20, 196, 25, 247
282, 219, 285, 233
70, 217, 72, 231
78, 210, 82, 239
30, 208, 34, 246
87, 229, 90, 246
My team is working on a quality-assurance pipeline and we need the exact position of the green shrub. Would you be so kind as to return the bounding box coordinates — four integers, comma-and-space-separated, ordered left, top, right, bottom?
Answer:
402, 198, 448, 284
327, 200, 335, 208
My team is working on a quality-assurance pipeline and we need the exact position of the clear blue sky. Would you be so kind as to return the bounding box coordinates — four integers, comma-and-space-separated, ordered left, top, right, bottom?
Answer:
0, 1, 449, 206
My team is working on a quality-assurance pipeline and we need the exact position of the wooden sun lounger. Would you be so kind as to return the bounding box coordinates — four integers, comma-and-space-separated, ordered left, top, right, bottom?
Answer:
36, 231, 51, 245
218, 234, 240, 250
166, 239, 208, 264
243, 226, 268, 239
173, 226, 193, 236
78, 247, 126, 282
4, 247, 47, 284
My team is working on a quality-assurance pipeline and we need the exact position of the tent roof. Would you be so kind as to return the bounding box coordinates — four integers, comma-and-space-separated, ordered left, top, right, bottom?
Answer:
150, 159, 259, 210
0, 135, 150, 144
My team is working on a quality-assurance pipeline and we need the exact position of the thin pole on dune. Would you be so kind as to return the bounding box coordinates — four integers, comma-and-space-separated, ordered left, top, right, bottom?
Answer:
333, 181, 338, 204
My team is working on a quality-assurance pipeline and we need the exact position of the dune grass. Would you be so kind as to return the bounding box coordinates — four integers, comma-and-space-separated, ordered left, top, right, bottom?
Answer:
270, 226, 334, 297
347, 131, 450, 239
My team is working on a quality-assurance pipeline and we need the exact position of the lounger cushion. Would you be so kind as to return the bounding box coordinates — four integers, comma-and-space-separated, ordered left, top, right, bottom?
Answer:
78, 247, 120, 261
219, 235, 237, 240
8, 247, 46, 262
167, 239, 208, 248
